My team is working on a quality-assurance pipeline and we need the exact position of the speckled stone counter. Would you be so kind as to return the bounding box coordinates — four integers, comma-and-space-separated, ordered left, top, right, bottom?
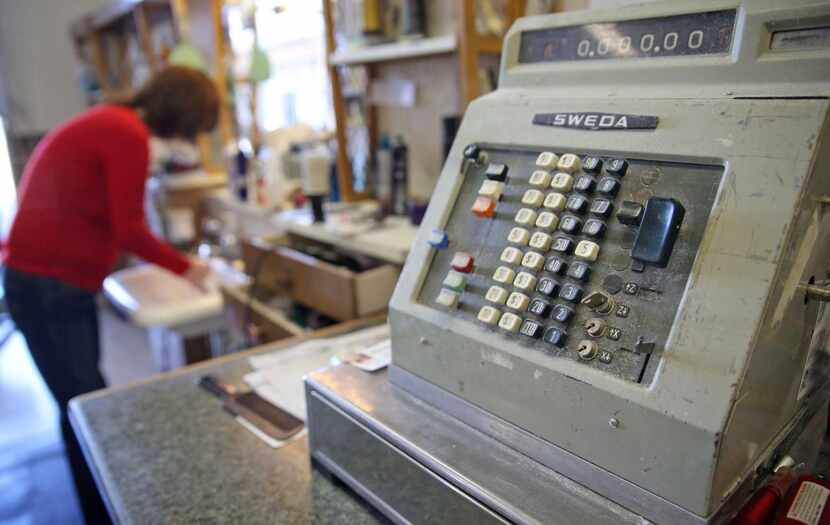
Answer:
69, 322, 387, 525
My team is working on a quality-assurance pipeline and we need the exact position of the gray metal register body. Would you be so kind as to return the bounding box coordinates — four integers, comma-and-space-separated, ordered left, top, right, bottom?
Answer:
308, 1, 830, 523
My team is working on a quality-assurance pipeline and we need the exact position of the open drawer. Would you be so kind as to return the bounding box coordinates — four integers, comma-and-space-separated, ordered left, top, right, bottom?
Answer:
242, 237, 400, 322
221, 285, 305, 345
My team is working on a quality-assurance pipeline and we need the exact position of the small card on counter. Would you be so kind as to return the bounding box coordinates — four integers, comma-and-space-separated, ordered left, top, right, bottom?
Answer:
339, 339, 391, 372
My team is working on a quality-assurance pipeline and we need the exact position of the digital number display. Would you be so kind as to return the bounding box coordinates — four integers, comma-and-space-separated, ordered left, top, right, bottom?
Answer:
519, 10, 736, 63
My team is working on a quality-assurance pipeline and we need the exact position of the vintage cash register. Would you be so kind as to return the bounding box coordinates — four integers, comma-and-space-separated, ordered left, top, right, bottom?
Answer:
306, 1, 830, 523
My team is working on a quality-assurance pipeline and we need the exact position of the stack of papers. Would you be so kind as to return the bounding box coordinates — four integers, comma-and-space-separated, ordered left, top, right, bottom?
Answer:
244, 324, 391, 421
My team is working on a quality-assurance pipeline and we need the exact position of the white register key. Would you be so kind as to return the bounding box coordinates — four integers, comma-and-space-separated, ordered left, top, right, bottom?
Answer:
535, 151, 559, 168
493, 266, 516, 284
544, 192, 567, 211
522, 189, 545, 207
513, 272, 537, 292
500, 247, 523, 265
521, 251, 545, 271
550, 172, 574, 192
536, 211, 559, 231
515, 208, 538, 227
506, 291, 530, 311
435, 289, 460, 308
557, 153, 581, 173
478, 180, 505, 200
508, 227, 530, 246
529, 232, 552, 252
575, 240, 601, 262
529, 170, 552, 187
498, 312, 522, 333
485, 285, 509, 305
478, 306, 502, 326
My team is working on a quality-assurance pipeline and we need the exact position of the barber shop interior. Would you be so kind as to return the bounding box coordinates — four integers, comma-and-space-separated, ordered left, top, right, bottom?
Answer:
1, 0, 830, 523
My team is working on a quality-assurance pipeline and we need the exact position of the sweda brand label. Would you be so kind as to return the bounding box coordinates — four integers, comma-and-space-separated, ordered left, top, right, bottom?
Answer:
533, 112, 659, 131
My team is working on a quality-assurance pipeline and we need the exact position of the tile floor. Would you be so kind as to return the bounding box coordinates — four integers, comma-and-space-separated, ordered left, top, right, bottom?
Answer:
0, 305, 155, 525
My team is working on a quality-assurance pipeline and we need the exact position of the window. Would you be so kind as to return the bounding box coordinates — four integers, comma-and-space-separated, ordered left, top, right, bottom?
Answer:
227, 0, 333, 134
0, 117, 16, 238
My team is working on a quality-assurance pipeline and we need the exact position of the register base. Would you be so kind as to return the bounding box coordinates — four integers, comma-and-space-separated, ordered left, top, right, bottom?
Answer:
305, 365, 826, 525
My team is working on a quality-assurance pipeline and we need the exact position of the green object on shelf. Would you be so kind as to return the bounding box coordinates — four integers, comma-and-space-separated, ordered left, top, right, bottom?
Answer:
249, 46, 271, 83
169, 43, 208, 71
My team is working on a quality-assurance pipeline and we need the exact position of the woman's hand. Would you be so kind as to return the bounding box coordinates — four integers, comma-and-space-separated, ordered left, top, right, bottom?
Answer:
183, 258, 212, 291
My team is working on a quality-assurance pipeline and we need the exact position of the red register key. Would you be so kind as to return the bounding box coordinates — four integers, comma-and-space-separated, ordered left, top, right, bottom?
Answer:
450, 252, 474, 273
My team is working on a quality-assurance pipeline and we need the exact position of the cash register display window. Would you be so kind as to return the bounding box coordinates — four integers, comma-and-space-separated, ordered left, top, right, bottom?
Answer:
519, 10, 737, 63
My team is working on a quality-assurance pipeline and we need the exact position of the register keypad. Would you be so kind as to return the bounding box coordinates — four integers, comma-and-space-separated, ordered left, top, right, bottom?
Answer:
481, 151, 619, 357
423, 146, 723, 383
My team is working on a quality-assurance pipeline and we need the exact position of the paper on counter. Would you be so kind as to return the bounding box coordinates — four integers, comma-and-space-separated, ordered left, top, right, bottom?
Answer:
245, 324, 391, 421
339, 339, 391, 372
248, 324, 389, 370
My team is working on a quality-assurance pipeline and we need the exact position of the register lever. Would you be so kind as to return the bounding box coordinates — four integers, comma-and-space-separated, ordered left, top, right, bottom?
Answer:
631, 198, 685, 267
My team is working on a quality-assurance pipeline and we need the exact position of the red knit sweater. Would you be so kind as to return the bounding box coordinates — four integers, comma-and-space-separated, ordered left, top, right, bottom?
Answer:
3, 105, 191, 291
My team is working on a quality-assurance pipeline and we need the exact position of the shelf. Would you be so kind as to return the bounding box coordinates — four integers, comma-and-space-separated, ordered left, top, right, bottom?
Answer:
71, 0, 169, 38
329, 34, 457, 66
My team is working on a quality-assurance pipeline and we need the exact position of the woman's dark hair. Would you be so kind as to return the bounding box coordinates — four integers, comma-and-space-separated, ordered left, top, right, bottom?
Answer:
121, 66, 220, 141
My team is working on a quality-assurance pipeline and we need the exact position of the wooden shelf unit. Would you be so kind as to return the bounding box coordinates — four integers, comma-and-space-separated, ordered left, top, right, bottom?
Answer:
70, 0, 234, 172
322, 0, 526, 202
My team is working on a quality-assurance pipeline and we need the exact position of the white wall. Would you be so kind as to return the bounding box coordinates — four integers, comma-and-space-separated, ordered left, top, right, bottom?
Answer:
0, 0, 113, 135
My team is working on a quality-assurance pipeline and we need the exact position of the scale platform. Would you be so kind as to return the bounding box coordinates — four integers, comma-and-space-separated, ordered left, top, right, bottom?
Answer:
306, 365, 827, 525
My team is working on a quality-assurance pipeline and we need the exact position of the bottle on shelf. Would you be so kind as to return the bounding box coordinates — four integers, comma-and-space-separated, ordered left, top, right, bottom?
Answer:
391, 135, 409, 216
362, 0, 383, 38
400, 0, 427, 39
375, 133, 393, 215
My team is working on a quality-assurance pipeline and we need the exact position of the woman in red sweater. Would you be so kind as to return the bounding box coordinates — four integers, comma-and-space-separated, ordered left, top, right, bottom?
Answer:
2, 66, 218, 524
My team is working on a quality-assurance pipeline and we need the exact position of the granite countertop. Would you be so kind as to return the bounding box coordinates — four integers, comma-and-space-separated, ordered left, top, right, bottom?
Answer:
69, 319, 388, 525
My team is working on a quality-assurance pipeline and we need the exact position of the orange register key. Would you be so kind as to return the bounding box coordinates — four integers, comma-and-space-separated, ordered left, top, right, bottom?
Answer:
472, 196, 496, 218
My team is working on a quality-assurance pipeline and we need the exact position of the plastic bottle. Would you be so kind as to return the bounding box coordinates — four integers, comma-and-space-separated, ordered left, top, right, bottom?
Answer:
225, 139, 252, 201
400, 0, 426, 38
391, 135, 409, 216
375, 134, 393, 213
362, 0, 382, 35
